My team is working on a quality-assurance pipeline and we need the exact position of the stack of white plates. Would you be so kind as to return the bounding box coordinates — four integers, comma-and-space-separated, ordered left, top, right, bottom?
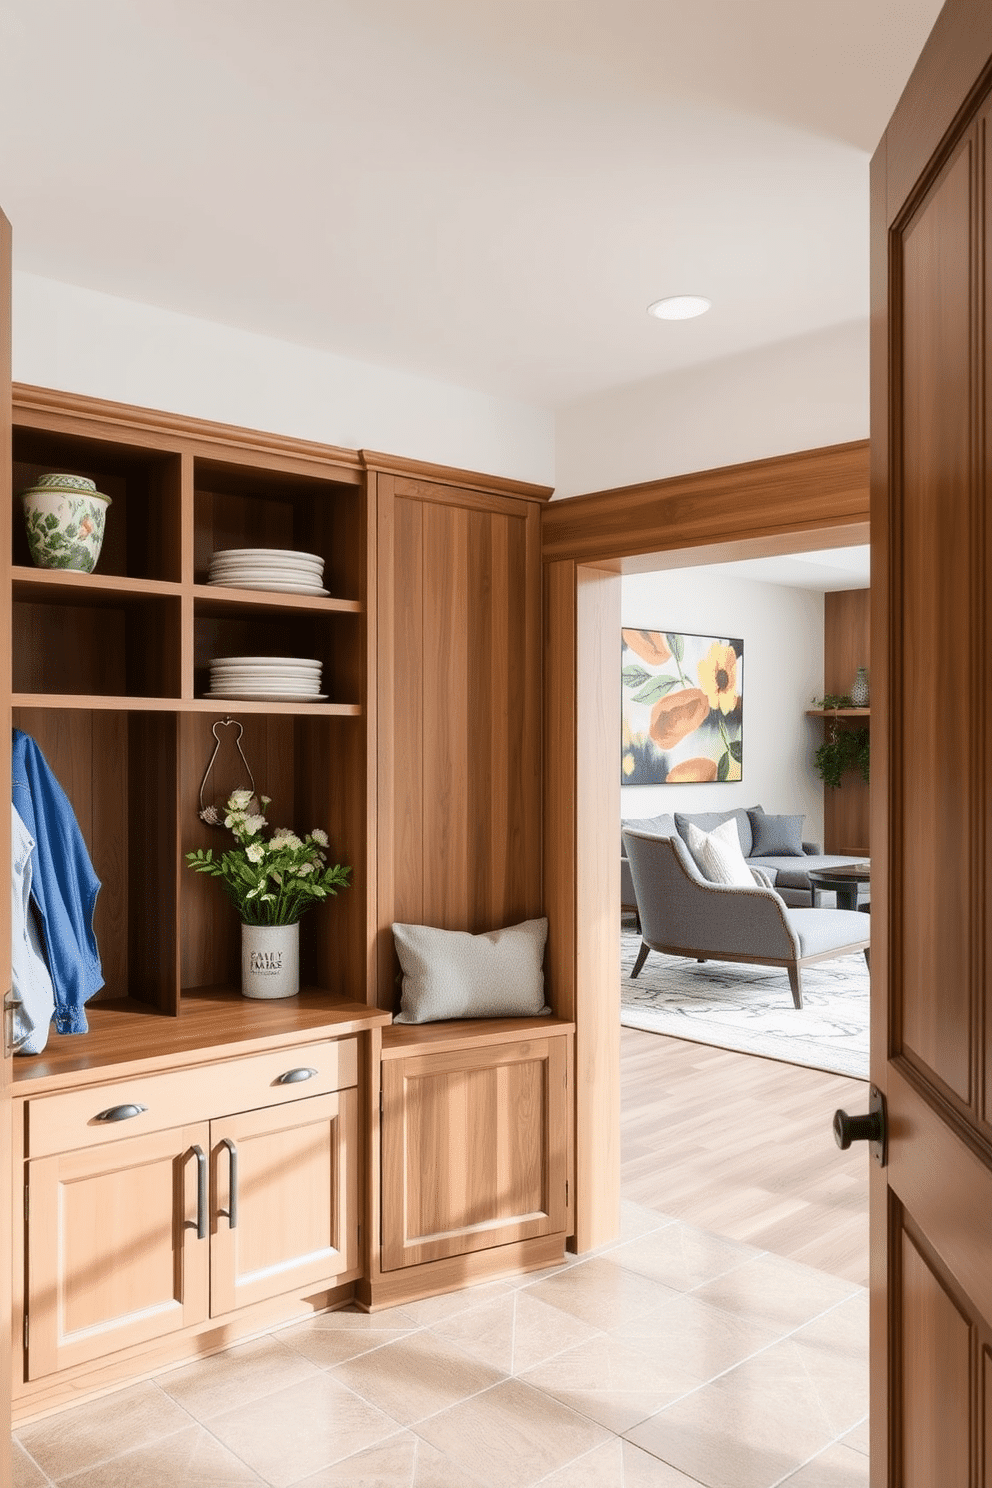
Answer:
208, 548, 328, 596
205, 656, 326, 702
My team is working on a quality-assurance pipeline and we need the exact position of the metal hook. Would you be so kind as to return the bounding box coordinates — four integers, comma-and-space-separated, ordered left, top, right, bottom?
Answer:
198, 717, 257, 826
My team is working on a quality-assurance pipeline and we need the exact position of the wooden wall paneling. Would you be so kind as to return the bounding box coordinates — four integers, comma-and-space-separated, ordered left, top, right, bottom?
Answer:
297, 717, 367, 1000
127, 713, 180, 1012
142, 451, 183, 585
542, 441, 870, 567
420, 499, 472, 925
824, 589, 871, 698
378, 474, 543, 1010
543, 561, 577, 1030
11, 710, 131, 1004
376, 480, 424, 1007
822, 589, 871, 855
573, 566, 621, 1252
361, 471, 378, 1007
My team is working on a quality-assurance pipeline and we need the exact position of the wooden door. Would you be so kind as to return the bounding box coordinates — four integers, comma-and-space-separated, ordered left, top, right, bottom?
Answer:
871, 2, 992, 1480
26, 1124, 210, 1378
209, 1090, 358, 1315
380, 1035, 568, 1271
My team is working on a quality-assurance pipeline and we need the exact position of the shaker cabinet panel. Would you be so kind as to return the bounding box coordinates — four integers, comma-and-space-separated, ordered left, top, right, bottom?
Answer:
210, 1089, 359, 1315
26, 1123, 210, 1379
381, 1035, 568, 1272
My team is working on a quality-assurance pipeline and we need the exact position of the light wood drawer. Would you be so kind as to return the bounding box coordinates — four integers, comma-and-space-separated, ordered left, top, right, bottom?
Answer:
26, 1037, 358, 1158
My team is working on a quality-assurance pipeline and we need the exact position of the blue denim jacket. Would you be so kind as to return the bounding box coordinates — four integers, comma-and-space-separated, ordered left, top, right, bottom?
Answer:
11, 730, 103, 1034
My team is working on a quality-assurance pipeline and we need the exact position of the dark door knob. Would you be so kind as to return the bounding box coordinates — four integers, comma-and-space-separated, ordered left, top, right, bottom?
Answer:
833, 1084, 887, 1166
833, 1109, 881, 1148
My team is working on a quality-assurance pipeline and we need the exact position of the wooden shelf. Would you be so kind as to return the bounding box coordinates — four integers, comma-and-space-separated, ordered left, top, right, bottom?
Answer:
192, 584, 362, 616
806, 708, 870, 717
11, 990, 389, 1093
381, 1015, 575, 1059
12, 568, 182, 602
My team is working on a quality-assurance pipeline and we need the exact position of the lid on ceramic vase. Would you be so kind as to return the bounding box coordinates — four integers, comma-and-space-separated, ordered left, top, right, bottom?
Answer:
20, 473, 112, 504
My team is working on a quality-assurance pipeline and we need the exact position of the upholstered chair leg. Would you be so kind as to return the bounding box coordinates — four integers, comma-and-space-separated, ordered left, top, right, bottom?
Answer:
787, 963, 803, 1009
631, 941, 651, 978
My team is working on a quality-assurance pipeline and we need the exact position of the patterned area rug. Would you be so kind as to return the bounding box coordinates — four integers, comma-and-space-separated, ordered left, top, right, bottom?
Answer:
620, 929, 869, 1079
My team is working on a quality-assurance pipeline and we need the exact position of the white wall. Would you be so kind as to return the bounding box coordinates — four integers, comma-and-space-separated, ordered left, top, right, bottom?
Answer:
621, 568, 826, 845
555, 320, 869, 499
12, 273, 556, 488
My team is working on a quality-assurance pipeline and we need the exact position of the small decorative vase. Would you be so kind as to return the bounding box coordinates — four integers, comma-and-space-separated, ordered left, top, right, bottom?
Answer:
20, 474, 111, 573
241, 922, 300, 999
851, 667, 870, 707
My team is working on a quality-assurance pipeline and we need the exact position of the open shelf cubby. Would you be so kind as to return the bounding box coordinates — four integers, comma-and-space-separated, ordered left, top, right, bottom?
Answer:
12, 707, 180, 1015
13, 590, 181, 699
12, 429, 182, 584
179, 712, 367, 1006
194, 456, 363, 603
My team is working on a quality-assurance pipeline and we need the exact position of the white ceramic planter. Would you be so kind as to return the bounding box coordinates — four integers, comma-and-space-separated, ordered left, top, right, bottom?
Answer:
20, 473, 111, 573
241, 922, 300, 999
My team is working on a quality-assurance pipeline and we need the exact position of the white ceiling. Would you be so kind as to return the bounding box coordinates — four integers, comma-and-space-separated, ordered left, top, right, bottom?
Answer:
0, 0, 942, 408
676, 544, 871, 592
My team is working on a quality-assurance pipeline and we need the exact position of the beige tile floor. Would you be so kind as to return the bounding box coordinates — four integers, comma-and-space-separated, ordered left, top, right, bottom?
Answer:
13, 1201, 868, 1488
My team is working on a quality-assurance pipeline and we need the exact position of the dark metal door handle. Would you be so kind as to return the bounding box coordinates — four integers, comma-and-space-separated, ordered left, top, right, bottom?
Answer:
276, 1067, 318, 1084
218, 1137, 238, 1228
94, 1103, 148, 1123
190, 1144, 208, 1239
833, 1084, 887, 1166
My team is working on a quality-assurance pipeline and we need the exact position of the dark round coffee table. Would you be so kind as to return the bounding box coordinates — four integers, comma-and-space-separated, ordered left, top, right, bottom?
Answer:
808, 863, 870, 911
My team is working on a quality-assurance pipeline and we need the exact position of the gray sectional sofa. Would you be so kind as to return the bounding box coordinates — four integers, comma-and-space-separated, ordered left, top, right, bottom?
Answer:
620, 805, 869, 913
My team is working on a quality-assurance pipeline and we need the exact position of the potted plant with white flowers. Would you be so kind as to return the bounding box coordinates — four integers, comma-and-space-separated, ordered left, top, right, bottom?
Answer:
185, 790, 351, 999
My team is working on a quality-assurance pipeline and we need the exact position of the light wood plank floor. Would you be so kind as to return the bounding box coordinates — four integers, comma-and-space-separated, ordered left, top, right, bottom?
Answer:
620, 1027, 870, 1286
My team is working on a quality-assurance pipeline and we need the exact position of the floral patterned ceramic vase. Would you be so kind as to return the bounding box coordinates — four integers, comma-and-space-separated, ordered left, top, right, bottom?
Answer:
20, 473, 112, 573
851, 667, 870, 707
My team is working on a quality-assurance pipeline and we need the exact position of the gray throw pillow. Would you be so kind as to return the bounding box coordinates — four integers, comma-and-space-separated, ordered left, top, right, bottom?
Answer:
748, 811, 805, 857
393, 918, 551, 1024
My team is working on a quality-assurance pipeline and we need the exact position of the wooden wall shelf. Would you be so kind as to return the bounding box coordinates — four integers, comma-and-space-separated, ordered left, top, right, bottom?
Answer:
807, 708, 870, 717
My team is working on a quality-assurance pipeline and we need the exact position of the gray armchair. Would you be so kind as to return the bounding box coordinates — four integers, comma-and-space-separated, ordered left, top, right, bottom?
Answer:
622, 827, 870, 1009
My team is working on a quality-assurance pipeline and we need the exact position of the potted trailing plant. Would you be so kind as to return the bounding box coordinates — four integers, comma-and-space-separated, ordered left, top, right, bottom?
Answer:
811, 696, 870, 789
185, 790, 351, 998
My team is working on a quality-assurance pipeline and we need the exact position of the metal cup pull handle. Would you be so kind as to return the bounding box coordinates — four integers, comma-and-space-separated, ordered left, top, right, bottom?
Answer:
95, 1103, 148, 1123
276, 1067, 318, 1084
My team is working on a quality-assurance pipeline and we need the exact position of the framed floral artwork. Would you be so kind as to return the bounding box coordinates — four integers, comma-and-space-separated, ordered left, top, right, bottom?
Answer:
621, 629, 743, 785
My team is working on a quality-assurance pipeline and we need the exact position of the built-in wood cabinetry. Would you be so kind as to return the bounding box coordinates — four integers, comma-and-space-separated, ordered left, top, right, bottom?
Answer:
379, 1022, 571, 1273
24, 1059, 361, 1384
814, 587, 870, 855
4, 388, 565, 1418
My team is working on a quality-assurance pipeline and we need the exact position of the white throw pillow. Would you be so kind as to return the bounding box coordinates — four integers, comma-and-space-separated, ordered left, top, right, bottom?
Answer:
392, 917, 551, 1024
685, 818, 755, 888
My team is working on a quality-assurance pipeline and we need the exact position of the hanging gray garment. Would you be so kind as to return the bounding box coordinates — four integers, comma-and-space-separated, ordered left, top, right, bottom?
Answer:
11, 801, 55, 1055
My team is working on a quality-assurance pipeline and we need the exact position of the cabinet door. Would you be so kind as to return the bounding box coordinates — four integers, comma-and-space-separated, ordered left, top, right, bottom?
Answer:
381, 1036, 568, 1271
210, 1089, 358, 1315
26, 1123, 210, 1379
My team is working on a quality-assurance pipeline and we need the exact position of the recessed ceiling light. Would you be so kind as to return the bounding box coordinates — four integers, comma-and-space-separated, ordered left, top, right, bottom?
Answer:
647, 295, 712, 321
